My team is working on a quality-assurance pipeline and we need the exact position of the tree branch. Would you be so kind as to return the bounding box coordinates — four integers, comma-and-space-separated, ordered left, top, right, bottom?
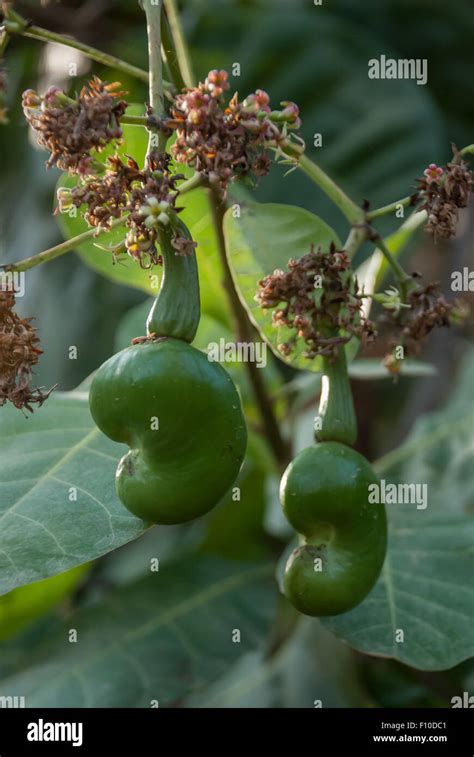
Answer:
143, 0, 166, 156
209, 188, 290, 467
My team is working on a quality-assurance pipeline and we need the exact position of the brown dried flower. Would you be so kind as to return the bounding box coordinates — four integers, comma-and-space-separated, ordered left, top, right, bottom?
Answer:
58, 151, 189, 269
402, 282, 452, 352
382, 280, 454, 366
124, 152, 184, 266
417, 148, 472, 239
0, 289, 54, 412
256, 244, 375, 361
166, 69, 302, 195
22, 77, 127, 175
58, 154, 141, 229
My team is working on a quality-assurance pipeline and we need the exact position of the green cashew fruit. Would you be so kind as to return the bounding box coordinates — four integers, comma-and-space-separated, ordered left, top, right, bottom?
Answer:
89, 222, 247, 524
280, 441, 387, 616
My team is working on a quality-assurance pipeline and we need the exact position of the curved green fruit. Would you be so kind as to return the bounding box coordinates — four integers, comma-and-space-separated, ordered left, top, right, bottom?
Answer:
280, 442, 387, 616
89, 338, 247, 524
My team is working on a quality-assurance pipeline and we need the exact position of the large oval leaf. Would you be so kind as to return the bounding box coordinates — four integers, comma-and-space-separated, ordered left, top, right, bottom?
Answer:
224, 202, 341, 372
0, 392, 146, 595
0, 558, 275, 707
0, 565, 88, 641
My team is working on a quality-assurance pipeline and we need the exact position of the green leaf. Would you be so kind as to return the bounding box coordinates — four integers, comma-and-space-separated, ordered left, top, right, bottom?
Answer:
349, 358, 437, 380
322, 349, 474, 670
183, 621, 367, 708
224, 202, 340, 372
0, 565, 88, 641
97, 524, 203, 589
0, 391, 146, 595
0, 558, 275, 707
179, 186, 232, 326
56, 187, 151, 290
200, 468, 269, 561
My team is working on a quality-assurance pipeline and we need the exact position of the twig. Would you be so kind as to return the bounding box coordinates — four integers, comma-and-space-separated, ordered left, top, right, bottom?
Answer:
163, 0, 194, 88
1, 217, 125, 273
177, 172, 205, 195
120, 114, 147, 126
161, 6, 186, 92
0, 27, 9, 56
143, 0, 166, 156
367, 228, 411, 299
209, 188, 290, 467
344, 224, 367, 257
367, 194, 417, 221
283, 149, 365, 224
1, 6, 174, 91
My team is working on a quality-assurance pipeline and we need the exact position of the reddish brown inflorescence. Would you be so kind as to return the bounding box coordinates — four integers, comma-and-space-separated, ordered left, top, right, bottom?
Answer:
58, 151, 192, 268
417, 148, 472, 239
256, 244, 375, 360
22, 77, 127, 175
166, 69, 302, 195
381, 279, 462, 374
0, 289, 54, 411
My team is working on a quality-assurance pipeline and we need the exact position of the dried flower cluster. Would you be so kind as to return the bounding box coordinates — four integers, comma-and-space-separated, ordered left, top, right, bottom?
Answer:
166, 69, 302, 194
418, 149, 472, 239
402, 282, 453, 350
256, 244, 375, 360
58, 154, 141, 229
0, 289, 54, 411
382, 280, 455, 374
58, 151, 194, 267
22, 77, 127, 175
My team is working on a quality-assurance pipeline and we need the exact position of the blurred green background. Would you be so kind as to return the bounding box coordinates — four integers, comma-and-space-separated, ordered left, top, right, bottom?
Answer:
0, 0, 473, 708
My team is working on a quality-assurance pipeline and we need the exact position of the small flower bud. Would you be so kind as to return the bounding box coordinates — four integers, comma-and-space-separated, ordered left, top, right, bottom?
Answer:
205, 69, 229, 97
56, 187, 73, 212
373, 287, 410, 317
383, 353, 402, 376
423, 163, 444, 183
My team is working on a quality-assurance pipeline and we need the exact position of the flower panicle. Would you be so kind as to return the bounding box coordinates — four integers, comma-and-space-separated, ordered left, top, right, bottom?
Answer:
57, 151, 194, 268
417, 147, 472, 240
0, 288, 55, 412
379, 278, 468, 374
165, 69, 302, 195
256, 243, 375, 361
22, 76, 128, 175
